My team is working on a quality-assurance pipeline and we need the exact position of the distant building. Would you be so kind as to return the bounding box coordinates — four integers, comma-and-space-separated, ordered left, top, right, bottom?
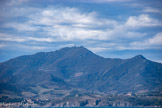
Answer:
126, 92, 132, 96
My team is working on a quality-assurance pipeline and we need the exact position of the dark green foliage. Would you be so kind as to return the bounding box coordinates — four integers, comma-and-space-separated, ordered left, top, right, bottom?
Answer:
80, 100, 88, 106
0, 96, 24, 103
95, 99, 101, 105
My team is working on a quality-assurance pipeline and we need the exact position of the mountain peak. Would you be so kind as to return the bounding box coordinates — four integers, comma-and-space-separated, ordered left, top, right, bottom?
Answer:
70, 45, 86, 49
58, 46, 90, 53
133, 55, 146, 60
59, 45, 85, 50
49, 46, 95, 60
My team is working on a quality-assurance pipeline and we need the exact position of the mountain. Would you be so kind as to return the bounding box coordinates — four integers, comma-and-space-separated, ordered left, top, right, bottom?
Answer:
0, 46, 162, 106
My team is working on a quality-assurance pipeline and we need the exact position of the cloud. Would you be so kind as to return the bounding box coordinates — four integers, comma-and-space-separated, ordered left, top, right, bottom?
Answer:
130, 33, 162, 50
3, 6, 161, 43
105, 33, 162, 51
29, 7, 117, 28
0, 44, 7, 48
0, 6, 41, 20
143, 7, 161, 13
87, 47, 110, 53
148, 33, 162, 45
3, 7, 117, 41
101, 26, 146, 41
29, 7, 97, 26
21, 45, 46, 50
0, 33, 26, 42
27, 7, 152, 41
27, 37, 55, 42
9, 43, 47, 50
0, 33, 55, 43
85, 32, 162, 52
4, 23, 39, 32
1, 6, 162, 53
46, 25, 108, 41
125, 14, 162, 28
7, 0, 29, 6
29, 8, 161, 41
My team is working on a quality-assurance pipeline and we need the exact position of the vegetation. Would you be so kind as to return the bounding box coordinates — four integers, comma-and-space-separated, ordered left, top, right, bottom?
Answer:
0, 92, 162, 107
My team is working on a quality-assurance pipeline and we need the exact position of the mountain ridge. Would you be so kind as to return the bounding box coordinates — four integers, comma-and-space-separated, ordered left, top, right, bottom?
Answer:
2, 46, 154, 64
0, 46, 162, 99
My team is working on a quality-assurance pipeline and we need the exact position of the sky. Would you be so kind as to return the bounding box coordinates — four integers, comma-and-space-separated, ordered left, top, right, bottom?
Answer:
0, 0, 162, 63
